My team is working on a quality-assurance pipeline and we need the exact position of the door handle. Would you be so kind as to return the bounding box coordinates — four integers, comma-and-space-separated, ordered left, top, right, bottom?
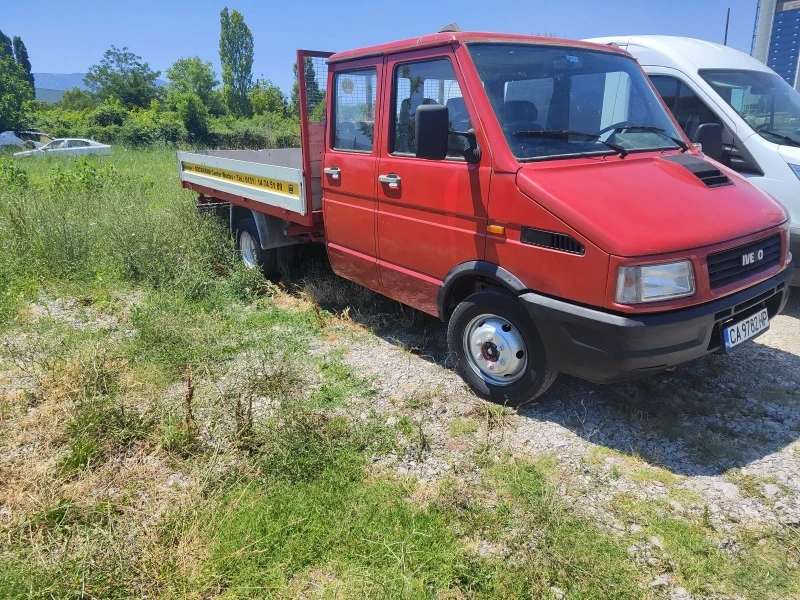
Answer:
323, 166, 341, 180
378, 173, 401, 189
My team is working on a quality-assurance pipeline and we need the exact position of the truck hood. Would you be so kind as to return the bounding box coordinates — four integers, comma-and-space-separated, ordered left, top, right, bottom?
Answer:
516, 154, 788, 257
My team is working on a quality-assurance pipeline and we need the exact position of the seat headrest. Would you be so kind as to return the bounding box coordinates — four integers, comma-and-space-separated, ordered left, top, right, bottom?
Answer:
503, 100, 538, 123
446, 97, 467, 115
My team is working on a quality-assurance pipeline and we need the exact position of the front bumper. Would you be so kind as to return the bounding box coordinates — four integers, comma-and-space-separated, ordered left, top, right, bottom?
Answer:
519, 269, 791, 384
791, 228, 800, 286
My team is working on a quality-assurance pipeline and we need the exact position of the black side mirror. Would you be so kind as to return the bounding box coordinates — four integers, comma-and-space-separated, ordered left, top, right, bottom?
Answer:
415, 104, 482, 163
415, 104, 449, 161
693, 123, 723, 162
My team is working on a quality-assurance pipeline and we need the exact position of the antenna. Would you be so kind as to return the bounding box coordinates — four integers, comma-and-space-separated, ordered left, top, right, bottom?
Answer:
724, 7, 731, 45
439, 23, 461, 33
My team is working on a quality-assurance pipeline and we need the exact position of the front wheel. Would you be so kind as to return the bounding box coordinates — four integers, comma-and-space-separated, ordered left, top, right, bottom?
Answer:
447, 289, 557, 406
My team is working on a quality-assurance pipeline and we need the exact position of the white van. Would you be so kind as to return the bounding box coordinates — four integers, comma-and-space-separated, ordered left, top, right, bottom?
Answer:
588, 35, 800, 285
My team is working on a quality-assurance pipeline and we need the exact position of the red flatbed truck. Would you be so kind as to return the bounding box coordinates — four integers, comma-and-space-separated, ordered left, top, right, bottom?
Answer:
179, 31, 793, 405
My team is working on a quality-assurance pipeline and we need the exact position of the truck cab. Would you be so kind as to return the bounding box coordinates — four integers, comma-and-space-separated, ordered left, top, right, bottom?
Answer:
180, 32, 792, 405
589, 35, 800, 286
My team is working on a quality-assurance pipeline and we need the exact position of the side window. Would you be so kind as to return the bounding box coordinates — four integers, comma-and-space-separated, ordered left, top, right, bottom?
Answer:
650, 76, 722, 140
649, 75, 679, 111
68, 140, 89, 148
392, 58, 471, 157
333, 68, 377, 152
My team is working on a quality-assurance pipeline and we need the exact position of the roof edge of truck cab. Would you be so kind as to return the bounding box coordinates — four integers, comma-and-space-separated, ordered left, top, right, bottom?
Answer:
327, 31, 632, 63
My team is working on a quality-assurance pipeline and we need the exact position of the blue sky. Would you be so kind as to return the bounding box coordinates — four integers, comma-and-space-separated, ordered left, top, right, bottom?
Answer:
3, 0, 759, 94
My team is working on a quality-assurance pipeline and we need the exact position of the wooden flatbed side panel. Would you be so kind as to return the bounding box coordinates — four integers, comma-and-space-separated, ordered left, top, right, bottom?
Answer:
177, 151, 306, 216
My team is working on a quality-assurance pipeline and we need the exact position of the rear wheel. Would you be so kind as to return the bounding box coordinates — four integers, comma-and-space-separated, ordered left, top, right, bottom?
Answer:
447, 289, 557, 406
236, 218, 277, 277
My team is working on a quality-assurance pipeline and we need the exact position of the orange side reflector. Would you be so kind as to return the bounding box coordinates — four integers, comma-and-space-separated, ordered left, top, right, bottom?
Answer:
487, 224, 505, 236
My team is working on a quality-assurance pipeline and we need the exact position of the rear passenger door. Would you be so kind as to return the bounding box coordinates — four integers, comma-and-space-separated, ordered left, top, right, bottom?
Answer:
376, 50, 491, 316
322, 59, 383, 293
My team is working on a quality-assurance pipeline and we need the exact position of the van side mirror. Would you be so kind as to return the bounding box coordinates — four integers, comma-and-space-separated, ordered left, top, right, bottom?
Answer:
693, 123, 723, 162
415, 104, 482, 163
415, 104, 450, 161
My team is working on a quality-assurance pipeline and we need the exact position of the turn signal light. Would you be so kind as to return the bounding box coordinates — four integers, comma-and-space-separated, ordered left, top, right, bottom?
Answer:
487, 225, 505, 236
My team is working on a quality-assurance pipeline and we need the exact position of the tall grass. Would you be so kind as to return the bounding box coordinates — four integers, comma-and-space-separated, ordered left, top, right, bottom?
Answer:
0, 150, 249, 325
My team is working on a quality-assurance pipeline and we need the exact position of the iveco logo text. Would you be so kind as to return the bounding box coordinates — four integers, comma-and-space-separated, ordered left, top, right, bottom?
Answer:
742, 249, 765, 266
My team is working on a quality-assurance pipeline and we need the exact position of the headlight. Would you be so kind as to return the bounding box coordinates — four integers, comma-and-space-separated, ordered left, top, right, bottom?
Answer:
616, 260, 695, 304
788, 163, 800, 181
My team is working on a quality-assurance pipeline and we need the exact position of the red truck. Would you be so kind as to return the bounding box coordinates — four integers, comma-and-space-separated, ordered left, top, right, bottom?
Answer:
178, 31, 792, 405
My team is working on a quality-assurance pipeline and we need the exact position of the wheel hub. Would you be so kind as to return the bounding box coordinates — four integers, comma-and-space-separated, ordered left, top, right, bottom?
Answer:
464, 315, 527, 385
240, 231, 258, 269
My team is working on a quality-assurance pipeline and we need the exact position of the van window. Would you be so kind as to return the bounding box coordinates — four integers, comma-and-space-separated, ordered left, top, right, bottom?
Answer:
649, 75, 722, 140
700, 68, 800, 146
333, 68, 377, 152
392, 58, 471, 157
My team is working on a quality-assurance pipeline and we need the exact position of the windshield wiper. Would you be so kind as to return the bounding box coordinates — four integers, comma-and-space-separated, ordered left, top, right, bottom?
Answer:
755, 125, 800, 147
513, 130, 629, 158
611, 126, 688, 152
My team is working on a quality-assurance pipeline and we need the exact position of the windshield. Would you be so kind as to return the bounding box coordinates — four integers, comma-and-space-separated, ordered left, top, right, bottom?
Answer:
467, 43, 685, 161
700, 69, 800, 145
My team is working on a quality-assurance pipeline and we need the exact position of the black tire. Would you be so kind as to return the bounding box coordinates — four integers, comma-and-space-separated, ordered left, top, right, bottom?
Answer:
447, 289, 557, 406
236, 218, 277, 277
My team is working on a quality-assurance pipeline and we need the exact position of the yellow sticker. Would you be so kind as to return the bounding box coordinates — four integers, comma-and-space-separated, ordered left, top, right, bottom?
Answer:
182, 162, 300, 197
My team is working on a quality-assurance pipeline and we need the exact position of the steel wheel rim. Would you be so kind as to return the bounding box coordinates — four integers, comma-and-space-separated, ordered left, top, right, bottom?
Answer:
239, 231, 259, 269
463, 313, 528, 386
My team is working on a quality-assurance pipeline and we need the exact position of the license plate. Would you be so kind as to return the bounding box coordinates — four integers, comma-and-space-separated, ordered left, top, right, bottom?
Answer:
723, 308, 769, 351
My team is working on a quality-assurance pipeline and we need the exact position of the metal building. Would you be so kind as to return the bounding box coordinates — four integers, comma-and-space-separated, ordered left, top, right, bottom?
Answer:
752, 0, 800, 89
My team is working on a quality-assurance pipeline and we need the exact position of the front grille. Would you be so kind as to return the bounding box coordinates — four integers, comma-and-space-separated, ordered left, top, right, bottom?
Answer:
707, 234, 781, 289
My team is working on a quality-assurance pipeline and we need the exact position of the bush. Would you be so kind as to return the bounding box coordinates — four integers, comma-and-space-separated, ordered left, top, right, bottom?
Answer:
90, 101, 128, 127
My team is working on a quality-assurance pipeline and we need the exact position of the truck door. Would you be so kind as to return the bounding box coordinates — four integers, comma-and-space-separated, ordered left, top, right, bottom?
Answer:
376, 49, 491, 316
322, 58, 383, 292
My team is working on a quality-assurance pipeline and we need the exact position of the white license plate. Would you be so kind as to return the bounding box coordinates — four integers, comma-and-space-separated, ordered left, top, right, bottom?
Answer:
723, 308, 769, 351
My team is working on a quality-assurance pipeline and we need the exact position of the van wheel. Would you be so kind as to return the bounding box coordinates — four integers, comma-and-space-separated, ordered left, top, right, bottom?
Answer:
236, 218, 277, 277
448, 289, 557, 406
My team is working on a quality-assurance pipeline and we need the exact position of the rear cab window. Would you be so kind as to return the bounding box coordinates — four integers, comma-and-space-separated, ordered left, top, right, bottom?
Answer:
332, 68, 377, 152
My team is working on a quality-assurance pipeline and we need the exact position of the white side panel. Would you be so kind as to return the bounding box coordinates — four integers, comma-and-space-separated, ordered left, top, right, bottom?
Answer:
177, 151, 306, 216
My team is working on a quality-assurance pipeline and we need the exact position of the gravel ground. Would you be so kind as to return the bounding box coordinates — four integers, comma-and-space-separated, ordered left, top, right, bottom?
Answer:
339, 291, 800, 541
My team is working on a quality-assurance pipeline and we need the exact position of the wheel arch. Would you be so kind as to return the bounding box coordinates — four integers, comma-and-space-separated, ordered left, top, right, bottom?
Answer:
438, 261, 527, 321
230, 206, 298, 250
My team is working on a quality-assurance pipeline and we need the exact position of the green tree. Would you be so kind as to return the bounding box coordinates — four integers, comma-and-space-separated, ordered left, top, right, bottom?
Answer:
60, 87, 96, 110
0, 30, 12, 59
249, 78, 286, 115
166, 57, 218, 108
290, 58, 324, 117
173, 92, 210, 141
0, 52, 34, 130
12, 36, 34, 92
84, 46, 161, 108
219, 7, 253, 116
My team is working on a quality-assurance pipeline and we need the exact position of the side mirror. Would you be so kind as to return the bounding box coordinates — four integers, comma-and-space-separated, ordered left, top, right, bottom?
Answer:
693, 123, 723, 161
415, 104, 449, 161
415, 104, 482, 163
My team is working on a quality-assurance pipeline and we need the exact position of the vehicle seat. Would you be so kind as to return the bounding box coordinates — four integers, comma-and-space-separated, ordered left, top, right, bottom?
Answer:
336, 121, 357, 149
502, 100, 541, 134
446, 97, 471, 132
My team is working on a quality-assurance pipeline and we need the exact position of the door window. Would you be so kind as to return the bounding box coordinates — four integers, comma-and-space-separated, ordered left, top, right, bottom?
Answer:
392, 58, 471, 157
333, 68, 377, 152
649, 75, 722, 139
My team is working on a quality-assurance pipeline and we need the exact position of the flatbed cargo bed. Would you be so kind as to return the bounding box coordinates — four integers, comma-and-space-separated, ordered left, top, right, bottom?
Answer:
177, 148, 323, 222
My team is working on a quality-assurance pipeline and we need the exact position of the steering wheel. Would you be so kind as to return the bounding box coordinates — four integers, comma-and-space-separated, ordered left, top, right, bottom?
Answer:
597, 121, 633, 136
